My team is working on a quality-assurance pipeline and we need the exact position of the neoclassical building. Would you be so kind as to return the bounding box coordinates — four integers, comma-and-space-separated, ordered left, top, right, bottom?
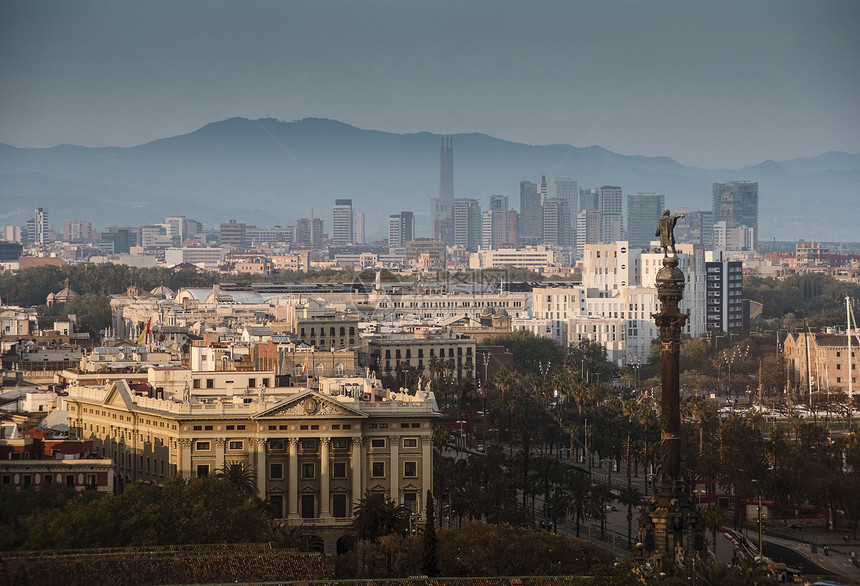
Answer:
65, 368, 438, 548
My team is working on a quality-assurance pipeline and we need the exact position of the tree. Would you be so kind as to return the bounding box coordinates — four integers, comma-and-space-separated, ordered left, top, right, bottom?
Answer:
701, 504, 725, 557
348, 492, 410, 543
422, 490, 438, 577
216, 461, 257, 498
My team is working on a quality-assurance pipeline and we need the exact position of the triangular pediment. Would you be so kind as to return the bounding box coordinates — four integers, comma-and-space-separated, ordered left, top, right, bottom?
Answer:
255, 390, 367, 419
103, 380, 135, 410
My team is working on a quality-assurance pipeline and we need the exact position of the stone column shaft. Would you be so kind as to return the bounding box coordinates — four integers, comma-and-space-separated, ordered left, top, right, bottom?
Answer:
320, 437, 331, 517
288, 438, 299, 519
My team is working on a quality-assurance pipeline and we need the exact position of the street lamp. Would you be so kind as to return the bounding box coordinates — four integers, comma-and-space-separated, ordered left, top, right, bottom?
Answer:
752, 479, 763, 560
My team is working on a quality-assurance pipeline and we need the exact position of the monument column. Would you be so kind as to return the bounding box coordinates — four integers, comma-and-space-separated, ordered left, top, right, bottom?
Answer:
637, 213, 704, 568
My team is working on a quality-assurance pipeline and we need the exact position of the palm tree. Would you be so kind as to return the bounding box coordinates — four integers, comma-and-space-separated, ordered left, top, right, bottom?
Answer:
216, 461, 257, 498
616, 483, 642, 547
349, 492, 410, 543
532, 454, 564, 518
701, 504, 725, 558
562, 469, 592, 537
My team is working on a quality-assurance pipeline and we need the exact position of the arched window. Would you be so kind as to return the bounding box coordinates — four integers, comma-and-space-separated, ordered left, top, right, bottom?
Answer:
314, 363, 325, 377
334, 363, 344, 375
294, 363, 304, 377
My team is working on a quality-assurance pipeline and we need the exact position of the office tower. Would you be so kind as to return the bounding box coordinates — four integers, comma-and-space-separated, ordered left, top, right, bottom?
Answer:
626, 193, 665, 248
431, 136, 454, 244
673, 209, 714, 248
101, 227, 139, 254
352, 210, 366, 245
164, 216, 187, 245
542, 198, 571, 247
519, 181, 543, 244
712, 181, 758, 245
388, 211, 415, 248
29, 208, 48, 244
295, 217, 323, 246
452, 199, 481, 251
219, 219, 248, 250
552, 177, 578, 245
332, 199, 354, 244
489, 194, 508, 212
598, 186, 623, 243
483, 195, 509, 249
580, 188, 599, 211
507, 211, 519, 247
539, 175, 547, 202
63, 220, 93, 242
576, 209, 601, 260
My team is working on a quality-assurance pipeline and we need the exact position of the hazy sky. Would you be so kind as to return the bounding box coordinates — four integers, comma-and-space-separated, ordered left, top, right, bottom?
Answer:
2, 0, 858, 168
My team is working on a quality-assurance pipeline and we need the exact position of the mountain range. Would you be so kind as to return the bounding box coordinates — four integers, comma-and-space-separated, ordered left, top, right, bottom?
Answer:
1, 117, 858, 241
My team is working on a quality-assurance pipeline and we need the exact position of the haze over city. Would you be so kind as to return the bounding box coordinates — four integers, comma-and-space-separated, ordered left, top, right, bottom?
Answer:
2, 0, 859, 169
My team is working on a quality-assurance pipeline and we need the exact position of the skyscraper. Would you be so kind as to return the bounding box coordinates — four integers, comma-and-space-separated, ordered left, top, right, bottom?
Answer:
482, 195, 510, 249
598, 186, 623, 243
712, 181, 758, 245
431, 136, 454, 245
551, 177, 578, 246
542, 198, 570, 247
388, 211, 415, 248
519, 181, 542, 244
332, 199, 354, 244
352, 210, 366, 245
452, 199, 482, 251
30, 208, 48, 245
626, 193, 665, 248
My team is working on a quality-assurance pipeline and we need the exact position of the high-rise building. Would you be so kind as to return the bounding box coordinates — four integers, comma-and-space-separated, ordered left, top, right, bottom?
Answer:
295, 217, 323, 247
598, 186, 623, 243
482, 195, 510, 249
352, 210, 365, 245
579, 188, 599, 211
712, 181, 758, 245
452, 199, 481, 251
164, 216, 187, 245
332, 199, 354, 244
704, 253, 746, 332
626, 193, 665, 249
673, 209, 714, 248
519, 181, 542, 244
431, 136, 454, 244
63, 220, 93, 242
575, 209, 601, 260
219, 219, 248, 250
542, 198, 570, 247
388, 211, 415, 248
29, 208, 48, 245
551, 177, 578, 246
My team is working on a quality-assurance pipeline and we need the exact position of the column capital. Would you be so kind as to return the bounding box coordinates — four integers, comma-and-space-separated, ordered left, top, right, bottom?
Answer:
288, 437, 300, 446
420, 435, 433, 445
388, 434, 401, 444
351, 437, 363, 446
215, 438, 227, 446
320, 436, 331, 445
255, 438, 267, 447
179, 438, 194, 447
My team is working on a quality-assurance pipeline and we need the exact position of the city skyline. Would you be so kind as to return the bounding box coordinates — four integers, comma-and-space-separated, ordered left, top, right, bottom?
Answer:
1, 1, 858, 168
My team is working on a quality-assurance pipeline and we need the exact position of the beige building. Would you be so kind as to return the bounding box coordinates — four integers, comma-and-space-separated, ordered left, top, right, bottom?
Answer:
784, 331, 858, 393
65, 368, 437, 548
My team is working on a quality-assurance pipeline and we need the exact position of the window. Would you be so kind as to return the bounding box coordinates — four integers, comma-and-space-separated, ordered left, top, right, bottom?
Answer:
403, 438, 418, 448
332, 494, 348, 518
204, 425, 213, 431
333, 462, 347, 479
206, 379, 214, 389
404, 461, 417, 477
196, 465, 209, 477
66, 475, 75, 487
192, 379, 200, 389
332, 439, 348, 449
301, 494, 315, 519
404, 492, 418, 513
301, 463, 315, 479
270, 463, 284, 480
228, 440, 243, 450
269, 494, 283, 519
248, 378, 256, 388
301, 439, 317, 451
372, 462, 385, 478
86, 474, 97, 489
370, 438, 385, 449
193, 425, 202, 431
236, 425, 245, 430
268, 439, 285, 451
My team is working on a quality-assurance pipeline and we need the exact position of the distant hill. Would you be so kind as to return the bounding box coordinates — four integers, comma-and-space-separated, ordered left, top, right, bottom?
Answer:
0, 117, 857, 241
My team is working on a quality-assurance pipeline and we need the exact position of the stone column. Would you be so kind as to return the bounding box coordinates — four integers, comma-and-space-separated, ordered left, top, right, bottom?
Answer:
288, 437, 299, 519
215, 438, 226, 472
320, 437, 331, 518
255, 438, 267, 499
351, 437, 362, 509
389, 435, 400, 503
179, 439, 193, 480
421, 435, 433, 498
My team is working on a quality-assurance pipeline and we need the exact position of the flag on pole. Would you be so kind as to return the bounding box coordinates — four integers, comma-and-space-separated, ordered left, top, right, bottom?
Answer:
136, 318, 151, 345
301, 359, 308, 376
